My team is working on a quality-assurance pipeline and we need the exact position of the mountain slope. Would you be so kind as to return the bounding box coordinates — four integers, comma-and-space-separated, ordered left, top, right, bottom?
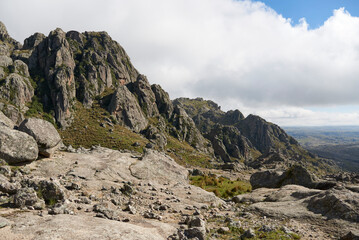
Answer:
0, 21, 338, 173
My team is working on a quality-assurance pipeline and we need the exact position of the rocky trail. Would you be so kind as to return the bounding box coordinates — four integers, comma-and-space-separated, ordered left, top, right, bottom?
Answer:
0, 144, 358, 239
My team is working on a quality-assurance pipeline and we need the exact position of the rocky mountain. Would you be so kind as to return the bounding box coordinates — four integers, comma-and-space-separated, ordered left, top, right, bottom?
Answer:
174, 98, 336, 174
1, 21, 359, 240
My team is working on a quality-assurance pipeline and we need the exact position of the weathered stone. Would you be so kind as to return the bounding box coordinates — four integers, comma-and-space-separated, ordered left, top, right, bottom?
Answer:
13, 187, 45, 209
0, 103, 24, 125
0, 111, 14, 128
207, 125, 253, 162
171, 104, 212, 153
0, 126, 38, 164
129, 74, 159, 118
23, 178, 65, 205
108, 85, 148, 132
0, 73, 34, 109
250, 165, 319, 189
0, 174, 19, 194
19, 118, 62, 157
151, 84, 174, 118
0, 216, 9, 229
341, 230, 359, 240
184, 227, 205, 240
0, 165, 11, 177
306, 188, 359, 222
0, 55, 13, 67
250, 169, 285, 189
93, 203, 119, 220
242, 228, 256, 238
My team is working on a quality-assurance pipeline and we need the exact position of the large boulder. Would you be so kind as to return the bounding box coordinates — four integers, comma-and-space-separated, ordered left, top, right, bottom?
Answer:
0, 111, 14, 128
250, 165, 319, 189
0, 126, 38, 164
0, 174, 19, 194
250, 169, 285, 189
13, 187, 45, 209
306, 188, 359, 222
18, 118, 62, 157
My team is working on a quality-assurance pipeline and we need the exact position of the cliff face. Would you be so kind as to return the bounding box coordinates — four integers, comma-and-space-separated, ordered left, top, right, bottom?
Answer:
0, 21, 334, 171
174, 97, 316, 169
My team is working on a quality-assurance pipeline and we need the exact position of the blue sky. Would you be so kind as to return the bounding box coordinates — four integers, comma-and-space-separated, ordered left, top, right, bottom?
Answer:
257, 0, 359, 119
258, 0, 359, 28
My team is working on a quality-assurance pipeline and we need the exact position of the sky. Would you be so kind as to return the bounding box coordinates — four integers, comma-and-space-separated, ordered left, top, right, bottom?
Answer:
1, 0, 359, 127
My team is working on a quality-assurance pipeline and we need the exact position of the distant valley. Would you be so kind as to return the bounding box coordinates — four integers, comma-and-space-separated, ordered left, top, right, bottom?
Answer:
285, 126, 359, 172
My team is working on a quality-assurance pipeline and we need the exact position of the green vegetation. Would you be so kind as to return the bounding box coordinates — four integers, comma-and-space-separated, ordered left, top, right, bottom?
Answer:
35, 189, 57, 206
60, 100, 148, 153
166, 136, 213, 168
25, 96, 55, 125
190, 174, 251, 199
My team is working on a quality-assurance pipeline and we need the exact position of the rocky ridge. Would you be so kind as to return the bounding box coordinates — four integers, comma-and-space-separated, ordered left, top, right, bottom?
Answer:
0, 21, 357, 239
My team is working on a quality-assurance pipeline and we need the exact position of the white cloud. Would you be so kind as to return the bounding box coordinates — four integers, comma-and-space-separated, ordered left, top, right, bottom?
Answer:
252, 107, 359, 126
1, 0, 359, 126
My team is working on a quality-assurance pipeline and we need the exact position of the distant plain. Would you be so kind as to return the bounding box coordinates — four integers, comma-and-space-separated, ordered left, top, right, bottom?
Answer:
284, 126, 359, 172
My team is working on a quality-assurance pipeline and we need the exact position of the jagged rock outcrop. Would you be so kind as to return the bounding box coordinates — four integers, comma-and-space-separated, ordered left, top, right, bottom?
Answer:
18, 118, 62, 157
0, 125, 38, 164
67, 30, 139, 108
0, 73, 34, 109
0, 102, 23, 125
173, 98, 255, 161
0, 43, 34, 110
206, 125, 253, 162
108, 85, 148, 132
151, 84, 174, 118
30, 28, 76, 127
128, 75, 159, 118
141, 119, 167, 150
0, 110, 14, 128
0, 21, 21, 54
170, 104, 212, 153
237, 114, 297, 154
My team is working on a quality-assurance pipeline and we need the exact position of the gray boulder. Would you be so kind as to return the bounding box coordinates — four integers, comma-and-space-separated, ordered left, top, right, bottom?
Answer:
250, 169, 285, 189
0, 174, 19, 194
0, 102, 24, 125
306, 188, 359, 222
250, 165, 318, 189
0, 125, 38, 164
0, 110, 14, 128
18, 118, 62, 157
0, 216, 9, 229
22, 178, 65, 205
13, 187, 45, 209
341, 230, 359, 240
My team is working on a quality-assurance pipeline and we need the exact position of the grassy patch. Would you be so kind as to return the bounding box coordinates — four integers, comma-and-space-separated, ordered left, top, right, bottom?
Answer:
25, 96, 55, 125
59, 101, 148, 153
252, 229, 301, 240
166, 135, 213, 168
190, 174, 251, 199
